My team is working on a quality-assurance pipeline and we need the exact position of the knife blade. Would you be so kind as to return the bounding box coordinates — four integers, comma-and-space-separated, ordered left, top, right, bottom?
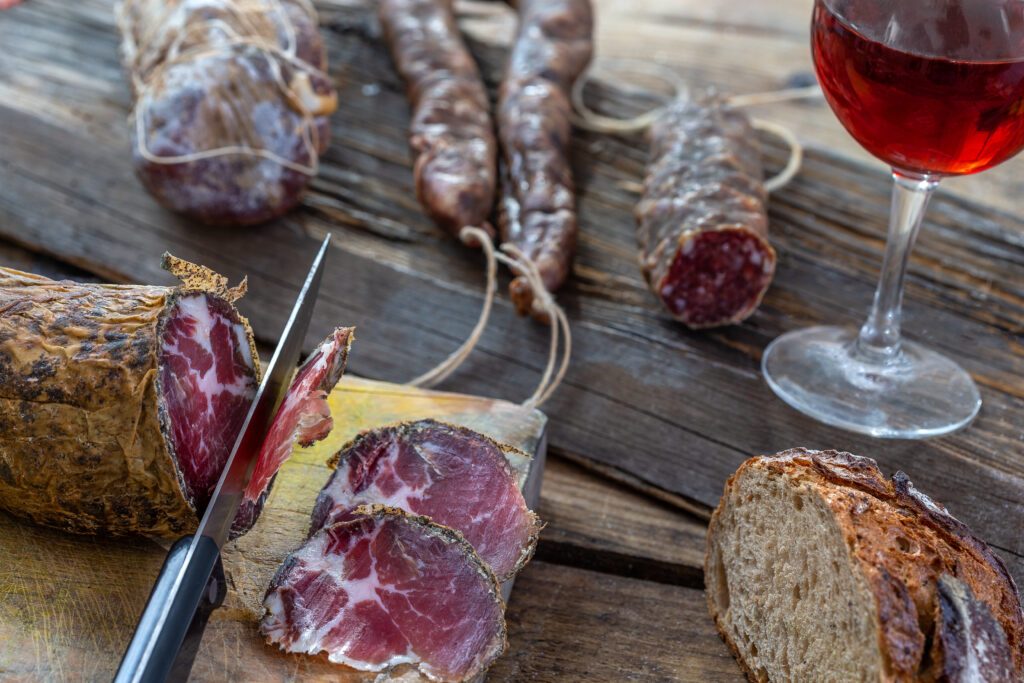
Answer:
116, 235, 331, 683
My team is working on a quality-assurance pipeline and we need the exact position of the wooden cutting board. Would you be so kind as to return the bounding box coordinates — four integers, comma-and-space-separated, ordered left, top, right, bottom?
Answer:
0, 377, 546, 682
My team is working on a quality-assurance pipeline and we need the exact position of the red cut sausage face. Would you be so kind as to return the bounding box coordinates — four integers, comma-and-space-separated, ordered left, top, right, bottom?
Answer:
635, 94, 776, 329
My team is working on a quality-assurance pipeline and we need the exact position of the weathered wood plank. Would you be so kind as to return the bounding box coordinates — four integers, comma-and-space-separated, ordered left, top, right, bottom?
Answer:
488, 562, 742, 682
0, 0, 1021, 583
538, 457, 707, 586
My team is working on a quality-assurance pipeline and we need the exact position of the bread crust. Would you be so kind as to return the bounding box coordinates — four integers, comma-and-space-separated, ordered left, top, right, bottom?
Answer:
706, 449, 1024, 682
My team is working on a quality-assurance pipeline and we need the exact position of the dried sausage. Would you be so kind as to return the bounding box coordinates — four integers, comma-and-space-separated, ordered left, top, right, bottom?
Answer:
636, 93, 776, 328
0, 257, 259, 536
497, 0, 593, 314
117, 0, 337, 225
379, 0, 497, 240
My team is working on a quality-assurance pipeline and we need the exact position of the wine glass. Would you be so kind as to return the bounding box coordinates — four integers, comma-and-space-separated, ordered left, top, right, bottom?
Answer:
763, 0, 1024, 438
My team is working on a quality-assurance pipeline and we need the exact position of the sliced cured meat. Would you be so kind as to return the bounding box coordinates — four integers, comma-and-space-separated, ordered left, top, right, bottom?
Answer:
636, 93, 776, 328
310, 419, 540, 581
116, 0, 338, 225
262, 506, 506, 682
234, 328, 354, 534
161, 292, 259, 506
0, 256, 259, 536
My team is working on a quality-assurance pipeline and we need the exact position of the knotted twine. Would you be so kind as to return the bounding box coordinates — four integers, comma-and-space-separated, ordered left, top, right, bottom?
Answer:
407, 227, 571, 412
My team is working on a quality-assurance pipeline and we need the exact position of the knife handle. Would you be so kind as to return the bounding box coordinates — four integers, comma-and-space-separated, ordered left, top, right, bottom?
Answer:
115, 535, 226, 683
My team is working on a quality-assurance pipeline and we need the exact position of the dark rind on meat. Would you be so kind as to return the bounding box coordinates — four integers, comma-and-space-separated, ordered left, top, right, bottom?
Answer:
318, 418, 543, 580
497, 0, 593, 316
263, 504, 508, 681
759, 448, 1024, 676
0, 261, 259, 537
379, 0, 497, 240
635, 93, 776, 328
930, 574, 1016, 682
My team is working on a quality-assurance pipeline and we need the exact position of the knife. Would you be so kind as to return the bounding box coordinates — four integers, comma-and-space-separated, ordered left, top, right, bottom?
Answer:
115, 235, 331, 683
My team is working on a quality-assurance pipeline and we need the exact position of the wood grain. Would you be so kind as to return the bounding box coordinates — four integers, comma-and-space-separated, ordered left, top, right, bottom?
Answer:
0, 0, 1021, 590
489, 562, 742, 682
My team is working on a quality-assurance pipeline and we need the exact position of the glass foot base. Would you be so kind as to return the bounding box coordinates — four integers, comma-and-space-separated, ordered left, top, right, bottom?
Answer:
762, 326, 980, 439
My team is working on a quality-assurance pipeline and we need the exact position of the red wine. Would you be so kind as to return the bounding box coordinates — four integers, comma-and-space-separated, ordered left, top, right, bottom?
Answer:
812, 0, 1024, 175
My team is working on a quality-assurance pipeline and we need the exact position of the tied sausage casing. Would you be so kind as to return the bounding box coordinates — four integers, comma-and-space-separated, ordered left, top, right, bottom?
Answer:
636, 94, 776, 328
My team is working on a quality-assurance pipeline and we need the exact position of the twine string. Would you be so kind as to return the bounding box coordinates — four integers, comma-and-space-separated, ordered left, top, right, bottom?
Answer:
569, 57, 823, 192
127, 0, 330, 175
408, 228, 572, 410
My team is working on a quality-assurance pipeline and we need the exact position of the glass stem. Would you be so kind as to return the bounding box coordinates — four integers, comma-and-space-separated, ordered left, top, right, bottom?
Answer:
855, 170, 938, 361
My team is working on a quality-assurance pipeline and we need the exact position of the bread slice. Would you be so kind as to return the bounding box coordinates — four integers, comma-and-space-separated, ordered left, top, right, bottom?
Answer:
705, 449, 1023, 682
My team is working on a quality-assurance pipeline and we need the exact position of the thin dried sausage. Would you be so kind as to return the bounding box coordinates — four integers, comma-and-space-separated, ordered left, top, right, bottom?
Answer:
379, 0, 497, 240
636, 93, 776, 328
497, 0, 593, 315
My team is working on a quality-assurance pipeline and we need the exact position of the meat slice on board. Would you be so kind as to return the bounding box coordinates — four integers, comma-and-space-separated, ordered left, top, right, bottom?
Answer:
0, 256, 259, 537
310, 419, 542, 581
262, 506, 507, 682
234, 327, 354, 535
635, 93, 776, 328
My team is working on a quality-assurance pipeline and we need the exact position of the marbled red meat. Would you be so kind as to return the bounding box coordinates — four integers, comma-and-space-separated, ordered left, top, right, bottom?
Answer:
310, 419, 540, 581
262, 507, 506, 682
243, 327, 354, 505
160, 293, 260, 507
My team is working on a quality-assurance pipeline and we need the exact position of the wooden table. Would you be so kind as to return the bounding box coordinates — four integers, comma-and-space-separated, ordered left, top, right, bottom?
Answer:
0, 0, 1021, 680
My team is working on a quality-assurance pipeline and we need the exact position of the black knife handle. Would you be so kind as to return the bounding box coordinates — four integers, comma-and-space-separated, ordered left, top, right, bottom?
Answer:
115, 535, 226, 683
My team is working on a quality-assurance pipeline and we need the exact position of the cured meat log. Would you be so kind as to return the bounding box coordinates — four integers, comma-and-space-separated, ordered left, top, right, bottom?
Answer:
636, 94, 776, 328
310, 419, 541, 581
497, 0, 593, 315
233, 327, 354, 535
116, 0, 338, 225
0, 257, 259, 537
262, 506, 506, 682
379, 0, 497, 240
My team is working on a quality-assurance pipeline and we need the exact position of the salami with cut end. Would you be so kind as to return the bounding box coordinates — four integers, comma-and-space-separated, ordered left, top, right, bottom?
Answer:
116, 0, 338, 226
379, 0, 497, 241
233, 327, 354, 534
497, 0, 594, 315
636, 93, 776, 328
262, 506, 507, 682
309, 419, 541, 581
0, 257, 259, 537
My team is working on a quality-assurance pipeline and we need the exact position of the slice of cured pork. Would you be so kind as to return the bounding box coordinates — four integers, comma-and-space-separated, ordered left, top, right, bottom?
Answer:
233, 327, 354, 535
261, 506, 506, 682
309, 419, 541, 581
